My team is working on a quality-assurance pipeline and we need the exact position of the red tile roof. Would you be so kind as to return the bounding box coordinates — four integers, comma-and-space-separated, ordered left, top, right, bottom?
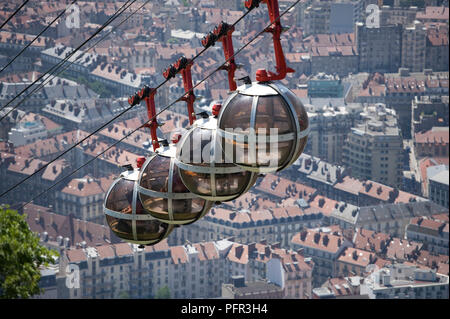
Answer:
255, 173, 317, 200
292, 229, 346, 254
97, 245, 115, 259
385, 238, 423, 261
416, 6, 449, 21
67, 249, 87, 263
7, 156, 45, 176
23, 203, 112, 248
61, 176, 106, 197
114, 243, 133, 256
41, 159, 68, 182
359, 180, 418, 204
170, 246, 188, 264
353, 228, 391, 254
415, 127, 449, 144
334, 176, 363, 195
338, 247, 376, 268
227, 243, 249, 264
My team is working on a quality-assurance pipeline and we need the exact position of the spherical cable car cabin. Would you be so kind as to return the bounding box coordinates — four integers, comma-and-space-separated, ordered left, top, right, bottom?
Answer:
103, 163, 174, 245
216, 77, 309, 173
174, 106, 258, 202
137, 142, 213, 225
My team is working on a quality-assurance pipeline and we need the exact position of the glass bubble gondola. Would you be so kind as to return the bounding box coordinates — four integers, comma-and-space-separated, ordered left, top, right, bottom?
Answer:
216, 79, 309, 173
103, 167, 173, 245
175, 111, 258, 202
137, 142, 213, 225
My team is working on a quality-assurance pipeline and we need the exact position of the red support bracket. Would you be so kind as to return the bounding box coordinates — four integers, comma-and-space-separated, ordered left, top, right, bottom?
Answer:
202, 22, 238, 91
164, 56, 196, 125
131, 86, 160, 151
245, 0, 294, 82
213, 22, 238, 91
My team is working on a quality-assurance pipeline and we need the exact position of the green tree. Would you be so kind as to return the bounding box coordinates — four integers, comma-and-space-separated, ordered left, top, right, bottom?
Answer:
155, 286, 171, 299
0, 206, 59, 299
118, 291, 130, 299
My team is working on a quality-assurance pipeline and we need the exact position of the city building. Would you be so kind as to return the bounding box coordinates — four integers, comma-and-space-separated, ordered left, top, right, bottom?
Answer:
309, 45, 359, 77
379, 5, 420, 26
303, 3, 331, 36
415, 126, 449, 159
336, 247, 388, 277
415, 6, 449, 24
169, 205, 325, 248
305, 103, 362, 164
307, 73, 344, 98
428, 169, 449, 208
32, 266, 59, 299
406, 216, 449, 255
356, 22, 402, 73
55, 175, 115, 224
17, 203, 119, 252
221, 276, 284, 299
8, 120, 48, 147
330, 200, 447, 237
360, 263, 449, 299
329, 1, 364, 34
425, 23, 449, 72
401, 21, 427, 73
58, 239, 313, 299
291, 228, 352, 287
411, 95, 449, 138
313, 275, 367, 298
342, 104, 403, 187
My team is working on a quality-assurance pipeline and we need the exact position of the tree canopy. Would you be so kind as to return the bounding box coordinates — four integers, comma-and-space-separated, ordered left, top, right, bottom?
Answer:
0, 206, 59, 299
155, 286, 171, 299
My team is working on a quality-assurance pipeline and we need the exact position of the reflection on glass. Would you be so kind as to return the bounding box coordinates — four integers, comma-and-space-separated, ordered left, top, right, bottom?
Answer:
105, 177, 172, 243
139, 155, 211, 223
177, 125, 257, 200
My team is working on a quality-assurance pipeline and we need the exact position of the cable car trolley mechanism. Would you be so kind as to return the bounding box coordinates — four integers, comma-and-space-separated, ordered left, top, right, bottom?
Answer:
216, 0, 310, 173
134, 66, 213, 226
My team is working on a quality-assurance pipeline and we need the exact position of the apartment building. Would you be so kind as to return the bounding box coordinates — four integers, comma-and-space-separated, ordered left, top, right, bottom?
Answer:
305, 103, 362, 164
336, 247, 389, 277
222, 276, 284, 299
356, 22, 402, 73
360, 263, 449, 299
303, 3, 331, 36
55, 175, 114, 224
401, 21, 427, 73
428, 169, 449, 208
291, 228, 352, 287
313, 275, 365, 299
411, 95, 449, 138
290, 153, 421, 207
331, 200, 447, 237
303, 0, 364, 36
168, 205, 324, 248
406, 216, 449, 255
342, 104, 403, 188
415, 127, 449, 159
425, 24, 449, 72
379, 5, 420, 26
8, 120, 48, 147
58, 239, 313, 299
309, 46, 359, 77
